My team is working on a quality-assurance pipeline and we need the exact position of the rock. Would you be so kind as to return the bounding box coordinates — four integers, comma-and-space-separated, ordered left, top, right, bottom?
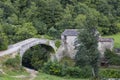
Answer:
0, 69, 5, 75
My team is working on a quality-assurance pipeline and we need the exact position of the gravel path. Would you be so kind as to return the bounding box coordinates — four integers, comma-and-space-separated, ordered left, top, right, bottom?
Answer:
25, 68, 38, 80
11, 68, 38, 80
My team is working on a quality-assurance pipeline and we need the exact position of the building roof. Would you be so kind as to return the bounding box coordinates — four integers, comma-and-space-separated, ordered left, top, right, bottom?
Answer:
62, 29, 114, 42
62, 29, 79, 36
98, 38, 114, 42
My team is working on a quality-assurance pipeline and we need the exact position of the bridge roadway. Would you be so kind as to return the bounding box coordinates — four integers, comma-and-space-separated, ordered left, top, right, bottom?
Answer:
0, 38, 56, 57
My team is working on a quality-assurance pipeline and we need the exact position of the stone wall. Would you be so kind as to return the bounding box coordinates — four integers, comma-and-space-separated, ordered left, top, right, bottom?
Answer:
98, 38, 114, 57
58, 35, 114, 60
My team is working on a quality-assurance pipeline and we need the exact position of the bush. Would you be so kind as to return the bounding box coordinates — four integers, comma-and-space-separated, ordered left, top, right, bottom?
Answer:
100, 69, 120, 78
55, 40, 61, 48
104, 49, 115, 59
42, 61, 67, 76
104, 49, 120, 65
4, 55, 20, 69
42, 61, 92, 78
67, 67, 81, 78
67, 66, 92, 78
80, 66, 92, 78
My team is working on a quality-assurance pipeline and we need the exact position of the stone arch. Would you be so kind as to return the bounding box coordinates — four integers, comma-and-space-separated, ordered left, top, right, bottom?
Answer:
0, 38, 57, 67
16, 38, 57, 66
21, 43, 55, 68
19, 39, 56, 57
40, 44, 55, 53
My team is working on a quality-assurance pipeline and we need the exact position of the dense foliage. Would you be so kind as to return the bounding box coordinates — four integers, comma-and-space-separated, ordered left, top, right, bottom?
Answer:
100, 68, 120, 78
42, 61, 92, 78
22, 45, 51, 70
0, 25, 8, 50
104, 49, 120, 66
42, 61, 67, 77
75, 15, 100, 78
0, 0, 120, 45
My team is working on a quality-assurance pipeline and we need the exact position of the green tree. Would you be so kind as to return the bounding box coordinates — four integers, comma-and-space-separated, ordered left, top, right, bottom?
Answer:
0, 25, 8, 50
2, 23, 17, 44
33, 20, 47, 35
0, 8, 3, 21
60, 0, 75, 8
35, 0, 64, 35
0, 0, 120, 44
75, 15, 100, 79
74, 14, 86, 28
16, 22, 37, 41
98, 14, 110, 35
56, 5, 75, 31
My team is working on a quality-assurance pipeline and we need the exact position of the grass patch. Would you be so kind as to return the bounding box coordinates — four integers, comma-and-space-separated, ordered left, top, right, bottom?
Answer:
0, 68, 29, 80
35, 72, 88, 80
100, 68, 120, 78
103, 33, 120, 48
0, 55, 29, 80
0, 75, 19, 80
0, 74, 30, 80
3, 67, 29, 76
0, 55, 11, 64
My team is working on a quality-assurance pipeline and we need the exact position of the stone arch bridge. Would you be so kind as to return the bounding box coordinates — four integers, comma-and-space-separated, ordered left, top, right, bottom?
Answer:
0, 38, 57, 57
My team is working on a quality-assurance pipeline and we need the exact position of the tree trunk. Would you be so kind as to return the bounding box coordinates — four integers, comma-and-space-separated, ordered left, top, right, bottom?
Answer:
92, 67, 99, 80
92, 68, 95, 77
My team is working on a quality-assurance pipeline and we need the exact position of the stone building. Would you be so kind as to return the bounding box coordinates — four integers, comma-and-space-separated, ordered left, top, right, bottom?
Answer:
60, 29, 114, 59
98, 38, 114, 57
61, 29, 79, 47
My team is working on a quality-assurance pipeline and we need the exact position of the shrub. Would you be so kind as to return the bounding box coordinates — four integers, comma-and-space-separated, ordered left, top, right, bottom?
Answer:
67, 67, 81, 78
55, 40, 61, 48
4, 55, 20, 69
104, 49, 120, 65
67, 66, 92, 78
42, 61, 92, 78
80, 66, 92, 78
42, 61, 67, 76
100, 69, 120, 78
104, 49, 115, 59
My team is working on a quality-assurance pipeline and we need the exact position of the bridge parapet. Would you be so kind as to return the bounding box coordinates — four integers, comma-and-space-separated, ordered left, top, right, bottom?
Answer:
0, 38, 57, 57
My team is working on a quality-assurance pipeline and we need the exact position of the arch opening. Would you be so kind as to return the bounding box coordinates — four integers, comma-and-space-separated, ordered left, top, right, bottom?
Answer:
22, 44, 54, 70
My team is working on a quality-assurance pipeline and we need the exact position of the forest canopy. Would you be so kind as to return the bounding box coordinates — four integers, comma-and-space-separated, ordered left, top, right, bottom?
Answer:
0, 0, 120, 44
